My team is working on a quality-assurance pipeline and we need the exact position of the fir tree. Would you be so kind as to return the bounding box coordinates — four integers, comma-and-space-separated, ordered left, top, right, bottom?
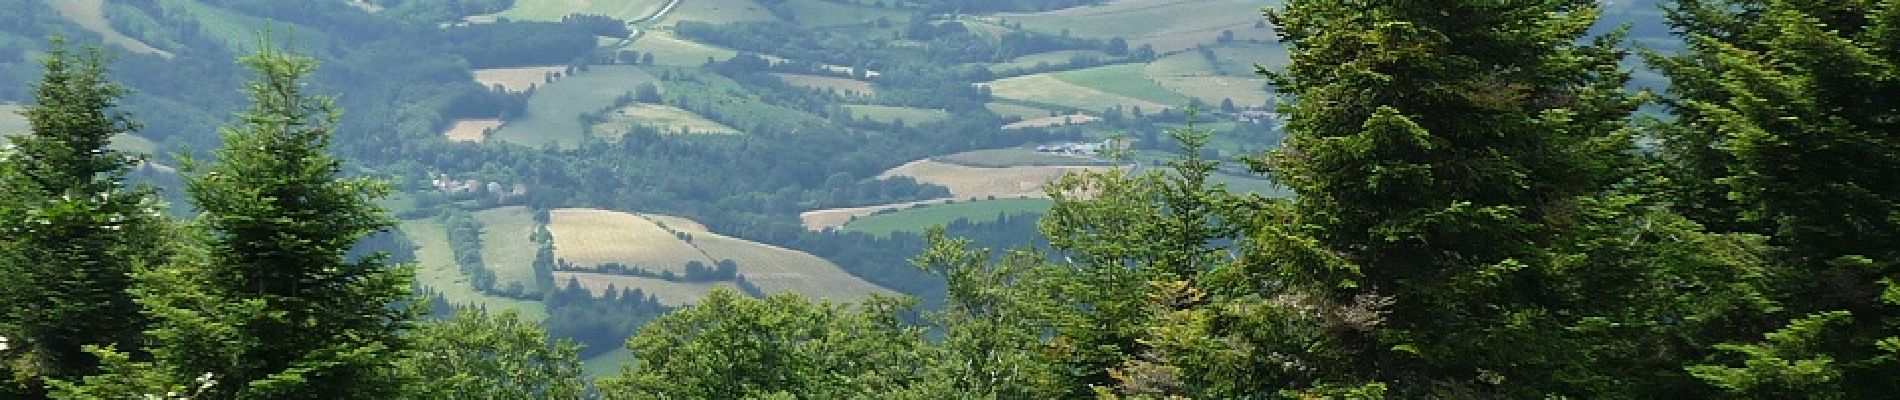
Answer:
0, 39, 169, 397
1659, 1, 1900, 396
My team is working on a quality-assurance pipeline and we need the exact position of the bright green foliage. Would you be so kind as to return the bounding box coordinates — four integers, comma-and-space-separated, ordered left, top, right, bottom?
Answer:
65, 44, 419, 400
1657, 1, 1900, 396
902, 232, 1069, 398
400, 307, 586, 400
598, 289, 927, 399
0, 39, 170, 397
1258, 0, 1767, 397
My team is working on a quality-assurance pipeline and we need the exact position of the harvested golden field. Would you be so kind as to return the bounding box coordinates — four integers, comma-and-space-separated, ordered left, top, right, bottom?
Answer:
51, 0, 173, 58
799, 198, 953, 231
771, 73, 875, 96
691, 233, 889, 301
472, 66, 566, 92
592, 104, 738, 136
485, 0, 667, 22
547, 208, 711, 273
547, 209, 891, 302
878, 160, 1117, 200
1002, 114, 1100, 130
553, 272, 735, 306
442, 119, 501, 143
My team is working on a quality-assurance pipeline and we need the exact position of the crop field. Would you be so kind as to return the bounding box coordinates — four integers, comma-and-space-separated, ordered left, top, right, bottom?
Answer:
484, 0, 668, 22
552, 272, 735, 306
652, 0, 778, 27
772, 73, 876, 96
986, 74, 1171, 113
799, 198, 952, 231
492, 66, 660, 148
624, 31, 738, 67
475, 207, 545, 294
1054, 63, 1191, 106
401, 219, 549, 321
593, 104, 739, 136
986, 102, 1058, 121
879, 159, 1119, 200
472, 66, 566, 92
1001, 114, 1100, 130
990, 0, 1278, 53
442, 119, 501, 143
841, 198, 1054, 237
549, 209, 891, 301
51, 0, 173, 58
843, 105, 949, 125
691, 233, 889, 301
991, 50, 1113, 72
546, 208, 711, 273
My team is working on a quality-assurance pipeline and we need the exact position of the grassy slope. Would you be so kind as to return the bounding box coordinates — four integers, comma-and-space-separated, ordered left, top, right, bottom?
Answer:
489, 0, 668, 22
843, 104, 949, 124
474, 206, 544, 294
842, 198, 1053, 237
493, 66, 660, 148
594, 103, 739, 136
1053, 63, 1190, 105
48, 0, 172, 58
987, 73, 1170, 112
401, 218, 549, 321
781, 0, 907, 27
772, 73, 875, 95
992, 0, 1278, 53
624, 30, 737, 67
652, 0, 777, 28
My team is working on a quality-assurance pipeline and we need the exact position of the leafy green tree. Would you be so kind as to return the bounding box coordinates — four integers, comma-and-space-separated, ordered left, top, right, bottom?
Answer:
0, 39, 170, 397
1258, 0, 1767, 396
400, 307, 586, 400
901, 231, 1068, 399
58, 43, 419, 400
598, 289, 926, 399
1656, 1, 1900, 397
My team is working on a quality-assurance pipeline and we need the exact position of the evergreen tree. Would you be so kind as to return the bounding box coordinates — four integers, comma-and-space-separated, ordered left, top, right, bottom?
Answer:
1258, 0, 1764, 396
0, 39, 169, 397
1658, 1, 1900, 396
59, 43, 420, 400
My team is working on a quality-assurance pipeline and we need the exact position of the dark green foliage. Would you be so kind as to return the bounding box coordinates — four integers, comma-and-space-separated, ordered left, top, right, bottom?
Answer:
399, 307, 585, 400
542, 281, 669, 359
599, 290, 926, 399
156, 45, 415, 399
1655, 1, 1900, 397
1256, 0, 1766, 397
0, 40, 170, 397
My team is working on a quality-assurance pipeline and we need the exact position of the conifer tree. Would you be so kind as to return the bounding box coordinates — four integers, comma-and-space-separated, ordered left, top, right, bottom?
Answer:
0, 39, 169, 396
1657, 1, 1900, 396
64, 43, 419, 400
1259, 1, 1764, 396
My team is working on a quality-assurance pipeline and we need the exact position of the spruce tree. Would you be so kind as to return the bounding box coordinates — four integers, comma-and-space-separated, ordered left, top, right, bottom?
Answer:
1259, 1, 1763, 396
1658, 1, 1900, 396
88, 43, 418, 400
0, 40, 169, 396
